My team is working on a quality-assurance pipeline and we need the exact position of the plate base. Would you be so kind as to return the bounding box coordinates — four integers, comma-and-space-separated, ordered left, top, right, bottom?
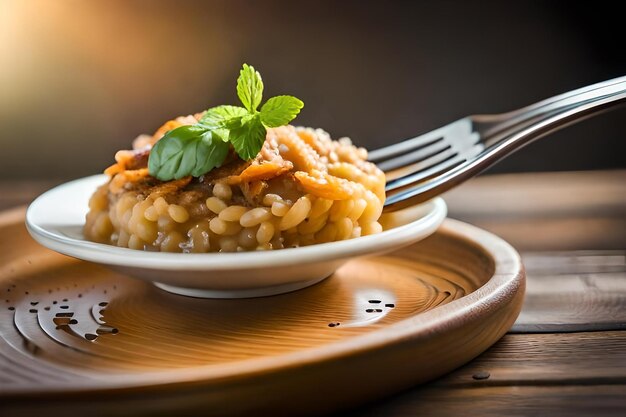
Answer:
153, 275, 329, 298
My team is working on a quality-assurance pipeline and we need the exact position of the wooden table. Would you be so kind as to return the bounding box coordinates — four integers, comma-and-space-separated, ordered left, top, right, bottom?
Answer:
1, 170, 625, 416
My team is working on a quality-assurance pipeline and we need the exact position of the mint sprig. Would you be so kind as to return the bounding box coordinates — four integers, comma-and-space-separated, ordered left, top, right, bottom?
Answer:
148, 125, 230, 180
148, 64, 304, 181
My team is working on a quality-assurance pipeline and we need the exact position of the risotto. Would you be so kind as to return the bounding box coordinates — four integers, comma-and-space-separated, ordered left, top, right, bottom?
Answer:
84, 116, 386, 253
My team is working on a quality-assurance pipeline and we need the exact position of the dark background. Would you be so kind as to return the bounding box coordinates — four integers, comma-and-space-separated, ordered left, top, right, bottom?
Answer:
1, 0, 624, 181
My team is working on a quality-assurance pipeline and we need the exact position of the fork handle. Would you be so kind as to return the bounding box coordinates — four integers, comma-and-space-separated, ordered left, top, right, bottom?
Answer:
474, 76, 626, 142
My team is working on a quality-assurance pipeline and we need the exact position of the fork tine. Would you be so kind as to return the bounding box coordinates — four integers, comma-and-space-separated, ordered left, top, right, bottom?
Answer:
368, 118, 473, 162
376, 139, 451, 172
383, 161, 468, 209
380, 127, 481, 176
383, 175, 447, 209
384, 146, 456, 182
385, 144, 484, 192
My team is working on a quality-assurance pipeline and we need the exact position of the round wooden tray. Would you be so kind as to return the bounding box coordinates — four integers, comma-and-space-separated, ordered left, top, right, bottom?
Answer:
0, 207, 525, 416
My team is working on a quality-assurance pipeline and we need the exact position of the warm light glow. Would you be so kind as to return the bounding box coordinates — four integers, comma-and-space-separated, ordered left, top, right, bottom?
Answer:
0, 1, 236, 178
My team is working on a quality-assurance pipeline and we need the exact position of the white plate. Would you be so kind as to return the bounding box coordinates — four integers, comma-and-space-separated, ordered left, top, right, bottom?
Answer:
25, 175, 447, 298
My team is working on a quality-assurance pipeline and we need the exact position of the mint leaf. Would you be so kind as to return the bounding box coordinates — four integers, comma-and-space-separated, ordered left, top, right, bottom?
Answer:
148, 125, 205, 180
199, 105, 248, 142
148, 125, 228, 180
237, 64, 263, 112
199, 105, 248, 129
260, 95, 304, 127
191, 132, 230, 177
229, 114, 266, 160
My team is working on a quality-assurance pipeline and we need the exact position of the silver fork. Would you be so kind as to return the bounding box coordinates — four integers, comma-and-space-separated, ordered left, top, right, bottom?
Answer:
370, 76, 626, 211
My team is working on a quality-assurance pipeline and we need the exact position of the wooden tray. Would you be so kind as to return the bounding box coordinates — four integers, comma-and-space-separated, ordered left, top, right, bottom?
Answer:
0, 207, 525, 416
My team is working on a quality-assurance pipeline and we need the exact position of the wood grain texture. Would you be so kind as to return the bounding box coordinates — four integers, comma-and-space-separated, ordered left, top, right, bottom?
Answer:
444, 170, 626, 251
342, 331, 626, 417
444, 170, 626, 220
0, 208, 524, 416
343, 385, 626, 417
434, 331, 626, 387
512, 251, 626, 332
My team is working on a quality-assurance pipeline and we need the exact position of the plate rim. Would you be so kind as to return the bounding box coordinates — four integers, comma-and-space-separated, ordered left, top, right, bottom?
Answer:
25, 174, 448, 270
